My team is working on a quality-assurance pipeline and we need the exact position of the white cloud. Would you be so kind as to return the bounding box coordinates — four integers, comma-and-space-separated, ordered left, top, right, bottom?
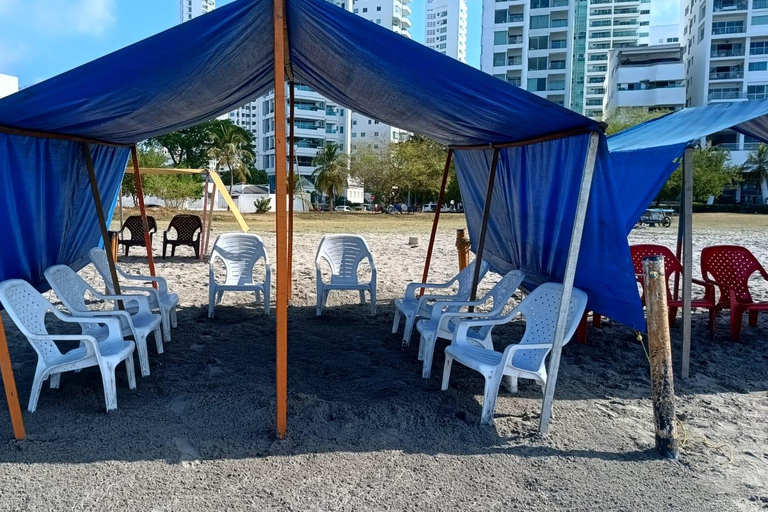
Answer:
32, 0, 116, 37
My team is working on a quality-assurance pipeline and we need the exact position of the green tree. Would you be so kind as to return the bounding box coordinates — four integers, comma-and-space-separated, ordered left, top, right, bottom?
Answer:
148, 174, 204, 209
742, 143, 768, 203
605, 107, 669, 136
444, 169, 462, 204
122, 144, 169, 205
148, 120, 220, 169
312, 142, 348, 209
208, 121, 255, 192
658, 146, 742, 202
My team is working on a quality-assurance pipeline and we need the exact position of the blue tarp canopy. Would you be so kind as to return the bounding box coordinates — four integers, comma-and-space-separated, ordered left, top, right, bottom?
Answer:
0, 0, 645, 329
608, 99, 768, 234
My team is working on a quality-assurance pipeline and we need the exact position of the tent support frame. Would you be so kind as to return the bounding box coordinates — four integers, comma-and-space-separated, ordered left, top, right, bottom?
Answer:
203, 178, 216, 259
0, 315, 25, 440
680, 148, 693, 378
469, 148, 500, 304
450, 127, 593, 152
418, 149, 453, 302
82, 143, 122, 297
200, 171, 211, 262
539, 131, 600, 433
289, 81, 296, 299
273, 0, 289, 440
130, 146, 158, 285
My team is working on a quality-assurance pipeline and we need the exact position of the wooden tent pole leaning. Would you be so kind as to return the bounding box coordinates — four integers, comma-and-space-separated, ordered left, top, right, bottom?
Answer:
420, 149, 453, 298
288, 81, 296, 299
680, 148, 693, 379
469, 148, 500, 304
82, 143, 122, 297
273, 0, 289, 440
0, 315, 25, 440
130, 146, 158, 287
204, 179, 216, 259
539, 131, 600, 433
199, 171, 210, 262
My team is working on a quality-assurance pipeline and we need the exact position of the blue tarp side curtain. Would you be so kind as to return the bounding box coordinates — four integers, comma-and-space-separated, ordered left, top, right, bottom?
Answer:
0, 134, 128, 291
608, 99, 768, 233
455, 135, 646, 331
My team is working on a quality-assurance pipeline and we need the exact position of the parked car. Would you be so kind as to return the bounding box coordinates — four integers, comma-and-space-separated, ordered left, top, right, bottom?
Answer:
334, 205, 352, 212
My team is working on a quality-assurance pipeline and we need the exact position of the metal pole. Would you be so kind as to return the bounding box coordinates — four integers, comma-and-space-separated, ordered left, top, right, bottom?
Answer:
0, 315, 25, 439
469, 148, 500, 303
273, 0, 289, 440
199, 172, 210, 262
539, 131, 600, 433
118, 184, 124, 241
419, 149, 453, 298
681, 148, 693, 379
288, 81, 296, 298
82, 143, 122, 297
130, 146, 157, 287
203, 180, 216, 259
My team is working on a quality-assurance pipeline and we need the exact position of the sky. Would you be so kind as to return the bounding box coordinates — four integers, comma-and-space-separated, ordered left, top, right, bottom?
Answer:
0, 0, 679, 89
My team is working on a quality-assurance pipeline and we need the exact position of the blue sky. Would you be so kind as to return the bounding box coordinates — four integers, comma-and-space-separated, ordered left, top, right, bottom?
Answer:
0, 0, 678, 88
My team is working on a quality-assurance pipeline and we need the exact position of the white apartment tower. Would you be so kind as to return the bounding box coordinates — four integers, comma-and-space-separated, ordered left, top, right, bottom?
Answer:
426, 0, 469, 62
482, 0, 666, 119
0, 74, 19, 99
350, 0, 413, 147
180, 0, 215, 23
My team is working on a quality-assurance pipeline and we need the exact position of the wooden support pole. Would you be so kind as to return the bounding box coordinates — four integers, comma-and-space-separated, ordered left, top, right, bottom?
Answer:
273, 0, 289, 440
469, 148, 500, 303
539, 131, 600, 433
681, 148, 694, 379
288, 81, 296, 299
0, 315, 25, 440
118, 185, 124, 242
419, 148, 453, 297
199, 172, 210, 262
203, 180, 216, 260
82, 143, 122, 297
130, 146, 157, 287
643, 255, 679, 459
456, 228, 470, 271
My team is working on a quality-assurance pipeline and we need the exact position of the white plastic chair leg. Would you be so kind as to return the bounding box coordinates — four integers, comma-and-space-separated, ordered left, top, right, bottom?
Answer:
216, 290, 224, 305
481, 374, 501, 425
359, 290, 366, 304
135, 334, 150, 377
161, 312, 172, 343
316, 285, 323, 316
392, 308, 401, 334
441, 355, 454, 391
421, 336, 437, 379
100, 361, 119, 412
125, 354, 137, 390
208, 285, 216, 318
154, 326, 164, 354
50, 372, 61, 389
263, 291, 270, 316
417, 334, 426, 361
170, 307, 178, 328
28, 363, 47, 413
370, 287, 376, 315
403, 314, 415, 345
502, 375, 518, 393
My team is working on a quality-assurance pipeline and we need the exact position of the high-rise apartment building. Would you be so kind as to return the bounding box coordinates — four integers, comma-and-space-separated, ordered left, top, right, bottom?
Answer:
180, 0, 215, 23
426, 0, 469, 62
481, 0, 669, 119
0, 74, 19, 100
350, 0, 412, 147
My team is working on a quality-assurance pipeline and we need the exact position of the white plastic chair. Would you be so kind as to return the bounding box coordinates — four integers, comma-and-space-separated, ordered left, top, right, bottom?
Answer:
89, 248, 179, 342
392, 259, 490, 346
45, 265, 163, 377
0, 279, 136, 412
415, 269, 525, 379
208, 233, 271, 318
315, 234, 377, 316
442, 283, 588, 425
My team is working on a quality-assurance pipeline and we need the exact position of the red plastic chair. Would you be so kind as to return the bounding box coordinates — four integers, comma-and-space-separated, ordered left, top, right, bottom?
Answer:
701, 245, 768, 342
630, 244, 717, 335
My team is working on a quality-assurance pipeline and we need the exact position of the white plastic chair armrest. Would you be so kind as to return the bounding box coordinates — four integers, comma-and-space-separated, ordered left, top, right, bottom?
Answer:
500, 342, 554, 367
405, 280, 454, 300
93, 293, 151, 316
438, 310, 500, 332
118, 267, 169, 293
453, 313, 519, 343
53, 313, 124, 341
121, 285, 161, 303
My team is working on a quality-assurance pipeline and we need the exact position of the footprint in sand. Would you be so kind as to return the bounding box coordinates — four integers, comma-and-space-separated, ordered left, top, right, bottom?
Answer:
173, 437, 201, 465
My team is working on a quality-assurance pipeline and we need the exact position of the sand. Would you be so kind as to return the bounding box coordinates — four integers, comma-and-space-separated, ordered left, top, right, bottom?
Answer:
0, 213, 766, 510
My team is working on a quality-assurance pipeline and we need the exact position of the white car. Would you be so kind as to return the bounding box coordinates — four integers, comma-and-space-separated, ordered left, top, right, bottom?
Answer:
334, 206, 352, 212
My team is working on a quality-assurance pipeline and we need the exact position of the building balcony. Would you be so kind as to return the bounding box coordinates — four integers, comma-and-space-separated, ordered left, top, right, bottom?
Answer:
401, 4, 411, 15
713, 1, 747, 12
709, 70, 744, 79
708, 90, 747, 100
550, 19, 569, 28
712, 24, 745, 35
508, 56, 523, 66
710, 48, 745, 58
509, 35, 524, 44
507, 77, 522, 86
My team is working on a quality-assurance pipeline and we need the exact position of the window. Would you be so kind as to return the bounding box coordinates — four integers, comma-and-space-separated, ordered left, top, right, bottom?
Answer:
753, 15, 768, 24
751, 41, 768, 54
756, 0, 768, 8
360, 132, 366, 137
493, 52, 506, 66
527, 77, 547, 91
531, 0, 550, 8
494, 9, 508, 23
551, 39, 567, 49
528, 56, 548, 70
494, 31, 508, 45
549, 60, 566, 70
748, 85, 768, 99
530, 15, 549, 29
376, 6, 381, 11
529, 36, 549, 50
374, 132, 379, 136
667, 37, 679, 42
749, 61, 768, 71
362, 7, 367, 13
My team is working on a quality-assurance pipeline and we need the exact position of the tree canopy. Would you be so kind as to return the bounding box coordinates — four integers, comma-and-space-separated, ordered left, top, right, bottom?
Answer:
657, 146, 742, 203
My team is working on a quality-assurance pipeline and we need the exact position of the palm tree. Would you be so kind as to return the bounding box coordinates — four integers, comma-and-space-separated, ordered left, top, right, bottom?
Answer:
312, 142, 348, 210
743, 143, 768, 203
208, 122, 255, 193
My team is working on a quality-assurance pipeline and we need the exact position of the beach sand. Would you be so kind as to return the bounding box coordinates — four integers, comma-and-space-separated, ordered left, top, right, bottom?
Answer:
0, 212, 766, 510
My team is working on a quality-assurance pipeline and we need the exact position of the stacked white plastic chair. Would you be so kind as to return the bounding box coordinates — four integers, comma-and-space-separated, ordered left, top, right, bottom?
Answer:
415, 269, 525, 379
45, 265, 162, 377
0, 279, 136, 412
89, 248, 179, 342
315, 234, 377, 316
442, 283, 588, 425
392, 259, 489, 347
208, 233, 271, 318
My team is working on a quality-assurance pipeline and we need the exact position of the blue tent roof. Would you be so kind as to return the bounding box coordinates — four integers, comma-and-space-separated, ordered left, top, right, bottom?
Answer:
0, 0, 646, 330
608, 99, 768, 234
